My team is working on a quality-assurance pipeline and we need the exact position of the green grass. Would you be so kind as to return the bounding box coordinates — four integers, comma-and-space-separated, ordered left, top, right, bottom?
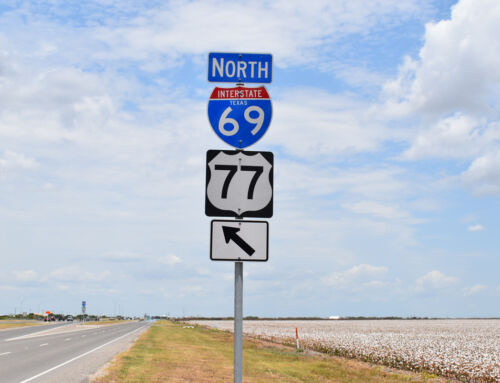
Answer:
93, 321, 451, 383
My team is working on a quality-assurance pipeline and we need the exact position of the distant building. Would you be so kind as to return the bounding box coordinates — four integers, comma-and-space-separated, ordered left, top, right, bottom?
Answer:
329, 316, 340, 320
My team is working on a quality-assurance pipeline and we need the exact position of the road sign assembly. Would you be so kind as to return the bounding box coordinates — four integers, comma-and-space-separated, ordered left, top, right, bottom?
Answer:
208, 52, 272, 83
206, 149, 273, 218
208, 86, 272, 149
206, 51, 274, 383
211, 220, 268, 261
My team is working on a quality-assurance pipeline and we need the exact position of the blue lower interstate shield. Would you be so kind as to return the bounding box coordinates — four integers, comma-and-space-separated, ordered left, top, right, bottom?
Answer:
207, 86, 272, 149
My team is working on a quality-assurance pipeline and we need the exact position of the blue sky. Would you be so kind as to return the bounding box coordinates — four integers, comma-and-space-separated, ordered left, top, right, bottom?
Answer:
1, 0, 499, 318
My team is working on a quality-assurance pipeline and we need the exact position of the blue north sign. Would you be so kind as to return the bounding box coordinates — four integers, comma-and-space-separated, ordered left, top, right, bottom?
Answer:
208, 52, 272, 84
208, 86, 272, 149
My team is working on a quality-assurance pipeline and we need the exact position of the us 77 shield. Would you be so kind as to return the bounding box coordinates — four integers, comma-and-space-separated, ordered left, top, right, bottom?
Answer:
205, 150, 273, 218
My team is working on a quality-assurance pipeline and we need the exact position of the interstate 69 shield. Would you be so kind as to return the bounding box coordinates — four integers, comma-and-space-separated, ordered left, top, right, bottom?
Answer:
207, 86, 272, 149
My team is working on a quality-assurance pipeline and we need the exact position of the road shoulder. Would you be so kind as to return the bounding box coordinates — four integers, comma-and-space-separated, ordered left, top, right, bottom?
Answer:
32, 322, 151, 383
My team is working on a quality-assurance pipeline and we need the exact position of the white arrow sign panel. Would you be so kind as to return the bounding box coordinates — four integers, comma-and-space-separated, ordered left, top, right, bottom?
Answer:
210, 220, 268, 261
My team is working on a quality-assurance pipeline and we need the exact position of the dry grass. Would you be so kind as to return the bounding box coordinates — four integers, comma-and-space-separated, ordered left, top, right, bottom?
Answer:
81, 320, 135, 326
93, 320, 453, 383
0, 320, 43, 330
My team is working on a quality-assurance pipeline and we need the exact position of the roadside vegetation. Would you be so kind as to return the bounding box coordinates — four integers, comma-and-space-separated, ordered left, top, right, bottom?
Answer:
81, 319, 135, 326
93, 320, 450, 383
0, 320, 43, 329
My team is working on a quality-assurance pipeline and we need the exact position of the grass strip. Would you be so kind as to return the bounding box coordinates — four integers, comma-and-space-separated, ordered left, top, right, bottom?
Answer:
81, 320, 134, 326
0, 321, 43, 329
93, 320, 450, 383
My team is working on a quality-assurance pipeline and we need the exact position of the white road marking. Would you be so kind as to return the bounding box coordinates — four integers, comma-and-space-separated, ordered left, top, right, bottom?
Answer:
19, 324, 150, 383
39, 343, 49, 347
0, 352, 12, 356
64, 338, 71, 341
5, 324, 73, 342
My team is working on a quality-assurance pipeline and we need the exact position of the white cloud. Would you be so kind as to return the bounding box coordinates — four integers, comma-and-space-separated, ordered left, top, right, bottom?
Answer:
342, 201, 408, 220
462, 284, 486, 296
462, 151, 500, 195
179, 285, 203, 297
92, 0, 432, 68
416, 270, 458, 290
49, 266, 110, 282
402, 114, 496, 160
268, 89, 388, 158
383, 0, 500, 202
158, 254, 182, 266
100, 252, 144, 262
467, 224, 484, 232
0, 285, 16, 291
12, 270, 38, 281
278, 161, 408, 200
385, 0, 500, 116
0, 151, 38, 170
322, 264, 388, 290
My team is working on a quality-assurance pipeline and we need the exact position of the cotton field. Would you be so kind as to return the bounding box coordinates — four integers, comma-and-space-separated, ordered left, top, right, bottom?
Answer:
192, 319, 500, 382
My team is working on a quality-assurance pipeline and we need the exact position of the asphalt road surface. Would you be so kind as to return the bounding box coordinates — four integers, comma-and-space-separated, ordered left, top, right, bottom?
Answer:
0, 323, 71, 342
0, 321, 152, 383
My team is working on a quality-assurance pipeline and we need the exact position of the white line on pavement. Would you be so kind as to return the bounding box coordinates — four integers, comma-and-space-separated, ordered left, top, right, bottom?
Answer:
0, 352, 12, 356
39, 344, 48, 347
5, 324, 71, 342
19, 324, 150, 383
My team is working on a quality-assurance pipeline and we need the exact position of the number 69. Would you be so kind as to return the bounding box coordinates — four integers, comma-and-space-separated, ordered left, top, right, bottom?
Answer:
219, 106, 264, 136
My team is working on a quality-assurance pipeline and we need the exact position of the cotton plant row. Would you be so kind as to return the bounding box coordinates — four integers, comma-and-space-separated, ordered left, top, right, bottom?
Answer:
192, 319, 499, 383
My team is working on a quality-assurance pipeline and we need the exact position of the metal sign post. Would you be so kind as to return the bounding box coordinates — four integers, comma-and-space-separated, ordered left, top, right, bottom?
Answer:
234, 261, 243, 383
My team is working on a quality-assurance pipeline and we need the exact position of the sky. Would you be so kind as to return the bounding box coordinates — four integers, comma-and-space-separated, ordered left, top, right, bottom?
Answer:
0, 0, 499, 318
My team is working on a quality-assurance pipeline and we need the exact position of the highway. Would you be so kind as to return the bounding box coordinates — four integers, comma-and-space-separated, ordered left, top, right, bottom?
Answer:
0, 321, 152, 383
0, 322, 72, 342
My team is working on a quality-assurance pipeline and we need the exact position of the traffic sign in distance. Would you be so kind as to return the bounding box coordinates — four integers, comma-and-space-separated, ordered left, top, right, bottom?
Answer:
208, 86, 272, 149
208, 52, 272, 83
211, 220, 268, 261
206, 150, 273, 218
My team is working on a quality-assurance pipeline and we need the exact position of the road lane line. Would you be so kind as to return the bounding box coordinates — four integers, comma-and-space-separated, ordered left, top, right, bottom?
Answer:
0, 351, 12, 356
5, 324, 72, 341
19, 324, 150, 383
65, 338, 71, 341
39, 343, 49, 347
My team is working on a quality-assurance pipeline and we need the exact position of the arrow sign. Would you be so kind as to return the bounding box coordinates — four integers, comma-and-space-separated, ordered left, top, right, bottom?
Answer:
211, 220, 268, 261
222, 226, 255, 256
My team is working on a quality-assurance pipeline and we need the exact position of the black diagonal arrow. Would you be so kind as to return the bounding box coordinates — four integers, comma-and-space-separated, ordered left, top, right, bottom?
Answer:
222, 226, 255, 256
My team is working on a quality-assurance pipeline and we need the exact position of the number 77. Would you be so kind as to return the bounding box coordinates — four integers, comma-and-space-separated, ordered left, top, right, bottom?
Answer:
214, 165, 264, 199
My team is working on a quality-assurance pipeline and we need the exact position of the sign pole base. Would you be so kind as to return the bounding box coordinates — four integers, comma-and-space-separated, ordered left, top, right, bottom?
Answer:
234, 261, 243, 383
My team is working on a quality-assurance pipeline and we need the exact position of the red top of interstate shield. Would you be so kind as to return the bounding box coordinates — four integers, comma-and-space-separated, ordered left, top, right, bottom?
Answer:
209, 86, 270, 100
